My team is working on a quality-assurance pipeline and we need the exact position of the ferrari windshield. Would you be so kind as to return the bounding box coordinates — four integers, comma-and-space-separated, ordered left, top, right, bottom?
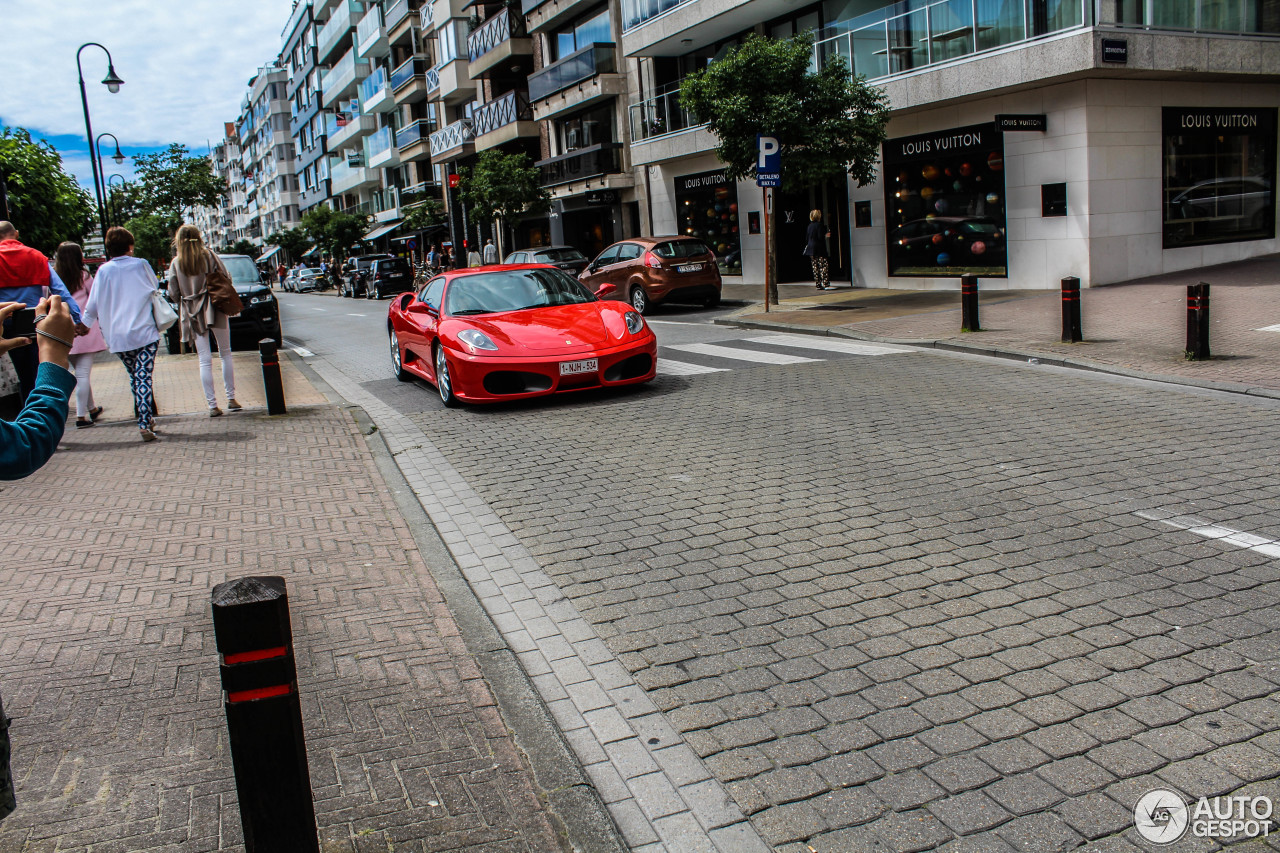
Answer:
444, 268, 595, 315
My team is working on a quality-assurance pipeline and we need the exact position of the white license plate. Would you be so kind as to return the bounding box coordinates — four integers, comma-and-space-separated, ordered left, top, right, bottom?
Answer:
559, 358, 598, 376
677, 263, 702, 273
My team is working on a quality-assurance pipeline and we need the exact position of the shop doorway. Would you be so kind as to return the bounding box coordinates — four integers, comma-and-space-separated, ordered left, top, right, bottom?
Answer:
562, 208, 614, 258
775, 179, 851, 283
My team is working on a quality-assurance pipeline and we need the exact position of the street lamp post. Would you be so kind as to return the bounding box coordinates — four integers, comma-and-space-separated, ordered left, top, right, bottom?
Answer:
76, 42, 124, 238
106, 174, 127, 228
96, 133, 126, 226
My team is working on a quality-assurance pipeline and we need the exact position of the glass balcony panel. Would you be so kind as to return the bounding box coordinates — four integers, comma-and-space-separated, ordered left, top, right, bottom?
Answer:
528, 43, 615, 101
391, 57, 426, 89
1031, 0, 1084, 34
386, 0, 412, 29
536, 143, 620, 187
629, 84, 699, 141
976, 0, 1026, 49
886, 10, 929, 73
368, 125, 394, 156
928, 0, 976, 62
621, 0, 694, 33
396, 118, 435, 148
358, 65, 390, 106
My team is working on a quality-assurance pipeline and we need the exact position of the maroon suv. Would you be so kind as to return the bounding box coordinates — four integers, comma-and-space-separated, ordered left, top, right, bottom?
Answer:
578, 236, 722, 314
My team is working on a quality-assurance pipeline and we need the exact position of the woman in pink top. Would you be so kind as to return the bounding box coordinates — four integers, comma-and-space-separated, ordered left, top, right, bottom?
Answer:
54, 242, 106, 428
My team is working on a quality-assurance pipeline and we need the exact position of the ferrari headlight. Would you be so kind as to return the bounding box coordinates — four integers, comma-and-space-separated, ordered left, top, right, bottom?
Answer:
457, 328, 498, 352
624, 311, 645, 335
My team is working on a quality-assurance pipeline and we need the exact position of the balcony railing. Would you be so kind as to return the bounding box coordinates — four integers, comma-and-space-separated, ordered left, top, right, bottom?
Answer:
317, 0, 362, 62
473, 91, 533, 136
357, 65, 391, 109
396, 118, 434, 149
429, 118, 475, 157
419, 2, 434, 31
528, 42, 615, 102
391, 57, 427, 90
628, 83, 699, 142
468, 8, 526, 62
536, 143, 621, 187
426, 65, 440, 92
320, 49, 369, 102
356, 3, 385, 56
385, 0, 413, 29
367, 124, 395, 158
621, 0, 694, 33
400, 183, 441, 208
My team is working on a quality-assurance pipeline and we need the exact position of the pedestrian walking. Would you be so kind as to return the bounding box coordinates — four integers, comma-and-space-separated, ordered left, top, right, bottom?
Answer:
468, 245, 482, 268
54, 242, 106, 428
804, 209, 833, 290
276, 262, 286, 288
482, 238, 497, 265
426, 244, 438, 274
442, 247, 454, 269
81, 226, 162, 442
0, 221, 85, 403
167, 225, 239, 418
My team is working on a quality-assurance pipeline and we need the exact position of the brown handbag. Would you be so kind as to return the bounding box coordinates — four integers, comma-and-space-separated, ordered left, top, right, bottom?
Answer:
205, 252, 244, 317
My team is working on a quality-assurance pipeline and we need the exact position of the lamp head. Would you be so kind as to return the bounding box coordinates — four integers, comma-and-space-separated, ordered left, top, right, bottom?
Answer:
112, 146, 125, 165
102, 65, 124, 94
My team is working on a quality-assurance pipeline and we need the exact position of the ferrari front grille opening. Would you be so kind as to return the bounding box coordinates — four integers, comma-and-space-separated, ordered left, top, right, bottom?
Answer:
604, 354, 653, 382
483, 371, 554, 395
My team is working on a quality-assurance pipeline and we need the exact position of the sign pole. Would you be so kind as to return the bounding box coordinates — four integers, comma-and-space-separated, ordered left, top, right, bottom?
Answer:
763, 187, 771, 312
755, 134, 781, 314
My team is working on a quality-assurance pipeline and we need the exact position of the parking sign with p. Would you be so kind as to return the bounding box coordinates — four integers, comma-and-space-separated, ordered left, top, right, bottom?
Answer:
756, 134, 781, 187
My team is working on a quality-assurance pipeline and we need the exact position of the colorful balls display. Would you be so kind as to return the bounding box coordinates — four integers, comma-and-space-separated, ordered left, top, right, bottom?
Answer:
987, 151, 1004, 171
959, 162, 973, 177
921, 187, 935, 199
970, 241, 987, 255
936, 253, 951, 265
986, 192, 1000, 205
922, 164, 941, 181
729, 203, 737, 213
953, 181, 963, 192
934, 199, 949, 214
931, 233, 944, 245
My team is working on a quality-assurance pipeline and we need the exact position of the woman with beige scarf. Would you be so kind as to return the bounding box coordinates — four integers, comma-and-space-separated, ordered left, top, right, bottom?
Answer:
167, 225, 240, 416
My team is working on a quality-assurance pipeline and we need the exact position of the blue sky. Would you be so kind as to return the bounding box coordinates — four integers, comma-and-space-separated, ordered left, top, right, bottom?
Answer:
2, 0, 295, 193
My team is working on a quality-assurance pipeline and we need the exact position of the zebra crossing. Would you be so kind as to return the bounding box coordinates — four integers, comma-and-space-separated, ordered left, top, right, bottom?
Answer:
657, 333, 911, 376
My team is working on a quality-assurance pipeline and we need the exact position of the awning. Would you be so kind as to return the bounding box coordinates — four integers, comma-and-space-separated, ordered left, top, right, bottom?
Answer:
302, 245, 320, 257
257, 245, 283, 262
364, 221, 401, 241
392, 224, 448, 241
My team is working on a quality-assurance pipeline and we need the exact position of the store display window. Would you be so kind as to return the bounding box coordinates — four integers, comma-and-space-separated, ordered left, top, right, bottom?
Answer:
882, 122, 1008, 277
674, 170, 741, 274
1162, 107, 1276, 249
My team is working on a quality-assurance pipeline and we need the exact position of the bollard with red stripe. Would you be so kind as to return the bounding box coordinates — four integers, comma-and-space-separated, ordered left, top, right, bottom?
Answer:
1186, 282, 1210, 360
960, 274, 981, 332
259, 339, 287, 415
212, 576, 318, 852
1061, 276, 1082, 343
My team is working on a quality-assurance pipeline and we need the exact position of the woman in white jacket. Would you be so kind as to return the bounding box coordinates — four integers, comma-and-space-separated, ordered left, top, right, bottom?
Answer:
167, 225, 239, 416
81, 226, 161, 442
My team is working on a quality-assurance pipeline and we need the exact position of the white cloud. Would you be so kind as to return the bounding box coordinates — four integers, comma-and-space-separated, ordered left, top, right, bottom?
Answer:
2, 0, 296, 150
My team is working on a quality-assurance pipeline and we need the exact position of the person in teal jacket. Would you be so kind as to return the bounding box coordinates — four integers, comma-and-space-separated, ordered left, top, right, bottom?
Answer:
0, 296, 77, 481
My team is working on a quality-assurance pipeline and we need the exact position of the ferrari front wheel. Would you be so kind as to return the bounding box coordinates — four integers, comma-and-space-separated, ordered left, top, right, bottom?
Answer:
390, 329, 410, 381
435, 345, 458, 408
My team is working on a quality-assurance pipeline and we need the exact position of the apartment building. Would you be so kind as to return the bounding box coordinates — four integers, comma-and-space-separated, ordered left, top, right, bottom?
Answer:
245, 65, 301, 244
284, 0, 332, 214
624, 0, 1280, 289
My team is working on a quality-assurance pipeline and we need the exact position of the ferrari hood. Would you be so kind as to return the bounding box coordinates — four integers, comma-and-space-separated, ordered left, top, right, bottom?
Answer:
458, 304, 611, 352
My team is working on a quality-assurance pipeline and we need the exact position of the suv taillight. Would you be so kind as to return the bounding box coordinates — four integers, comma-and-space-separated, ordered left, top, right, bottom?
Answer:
644, 251, 662, 269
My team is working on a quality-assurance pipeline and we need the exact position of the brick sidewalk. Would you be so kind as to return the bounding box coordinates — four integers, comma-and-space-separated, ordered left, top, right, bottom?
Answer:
0, 403, 564, 852
725, 254, 1280, 393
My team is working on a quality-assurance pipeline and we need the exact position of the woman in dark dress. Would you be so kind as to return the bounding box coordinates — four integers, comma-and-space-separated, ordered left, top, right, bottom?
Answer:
803, 209, 832, 290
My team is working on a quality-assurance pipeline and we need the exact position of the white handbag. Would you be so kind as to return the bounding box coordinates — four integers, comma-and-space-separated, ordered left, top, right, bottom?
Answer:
151, 288, 178, 332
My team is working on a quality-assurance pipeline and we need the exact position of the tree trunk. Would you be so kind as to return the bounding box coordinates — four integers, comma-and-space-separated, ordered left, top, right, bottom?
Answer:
494, 219, 505, 259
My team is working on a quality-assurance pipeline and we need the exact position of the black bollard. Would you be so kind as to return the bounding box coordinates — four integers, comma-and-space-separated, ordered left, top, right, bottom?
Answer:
0, 690, 14, 821
1061, 276, 1082, 343
1186, 282, 1211, 360
960, 274, 980, 332
212, 577, 318, 853
259, 339, 287, 415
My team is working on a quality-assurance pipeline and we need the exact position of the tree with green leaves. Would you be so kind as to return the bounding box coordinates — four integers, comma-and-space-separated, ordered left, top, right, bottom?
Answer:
401, 196, 445, 234
0, 126, 94, 254
680, 33, 889, 301
124, 212, 176, 264
300, 205, 366, 262
132, 144, 225, 221
458, 150, 550, 257
227, 240, 260, 259
266, 226, 311, 266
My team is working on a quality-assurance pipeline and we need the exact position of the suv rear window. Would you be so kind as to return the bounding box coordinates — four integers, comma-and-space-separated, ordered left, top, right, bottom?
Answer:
653, 240, 713, 259
379, 258, 410, 273
538, 248, 587, 263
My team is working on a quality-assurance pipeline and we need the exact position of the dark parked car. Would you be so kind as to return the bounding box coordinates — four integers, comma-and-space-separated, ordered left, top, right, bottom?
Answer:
366, 257, 414, 299
341, 254, 394, 298
164, 254, 281, 354
578, 236, 722, 314
502, 245, 590, 276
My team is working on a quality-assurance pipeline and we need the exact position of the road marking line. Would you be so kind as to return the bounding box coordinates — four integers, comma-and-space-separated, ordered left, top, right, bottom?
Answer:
347, 313, 366, 317
311, 307, 327, 312
281, 339, 314, 357
1136, 510, 1280, 559
744, 334, 911, 356
1254, 323, 1280, 332
666, 342, 820, 365
657, 358, 729, 376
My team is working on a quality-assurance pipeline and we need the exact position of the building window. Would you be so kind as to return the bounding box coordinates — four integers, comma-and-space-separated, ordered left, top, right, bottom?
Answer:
551, 8, 611, 61
881, 122, 1008, 278
1163, 107, 1277, 249
555, 104, 614, 153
